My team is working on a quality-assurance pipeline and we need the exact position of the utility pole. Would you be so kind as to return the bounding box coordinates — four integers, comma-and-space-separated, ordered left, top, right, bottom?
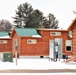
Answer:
15, 39, 18, 66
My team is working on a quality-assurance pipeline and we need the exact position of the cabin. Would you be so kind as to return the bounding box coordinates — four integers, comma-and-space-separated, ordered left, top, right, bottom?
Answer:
67, 18, 76, 56
0, 18, 76, 61
11, 28, 43, 56
0, 18, 75, 59
10, 18, 74, 59
0, 32, 12, 52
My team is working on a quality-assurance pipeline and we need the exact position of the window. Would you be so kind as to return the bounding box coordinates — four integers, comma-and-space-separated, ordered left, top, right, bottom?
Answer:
15, 39, 18, 46
69, 31, 72, 38
51, 32, 61, 36
27, 39, 37, 44
0, 40, 7, 44
66, 40, 72, 51
15, 39, 18, 50
15, 46, 18, 50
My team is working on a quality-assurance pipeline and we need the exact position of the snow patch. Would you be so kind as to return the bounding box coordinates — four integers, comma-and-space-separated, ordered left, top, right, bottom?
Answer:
32, 35, 41, 38
0, 36, 10, 38
0, 58, 76, 70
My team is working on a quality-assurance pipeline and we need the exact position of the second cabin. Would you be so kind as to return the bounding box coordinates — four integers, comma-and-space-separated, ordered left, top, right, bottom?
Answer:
0, 32, 12, 52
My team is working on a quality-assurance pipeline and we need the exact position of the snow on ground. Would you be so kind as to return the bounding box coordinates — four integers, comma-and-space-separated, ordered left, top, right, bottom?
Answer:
0, 58, 76, 70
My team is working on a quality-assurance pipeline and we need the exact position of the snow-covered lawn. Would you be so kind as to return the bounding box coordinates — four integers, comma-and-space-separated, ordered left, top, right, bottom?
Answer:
0, 58, 76, 70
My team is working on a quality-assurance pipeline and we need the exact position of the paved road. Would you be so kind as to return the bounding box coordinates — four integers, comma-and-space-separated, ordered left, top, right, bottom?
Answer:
1, 73, 76, 75
0, 69, 76, 73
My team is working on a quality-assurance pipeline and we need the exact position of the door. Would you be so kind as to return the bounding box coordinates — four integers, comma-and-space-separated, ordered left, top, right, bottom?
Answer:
49, 40, 55, 59
55, 38, 63, 59
13, 39, 18, 55
14, 39, 19, 58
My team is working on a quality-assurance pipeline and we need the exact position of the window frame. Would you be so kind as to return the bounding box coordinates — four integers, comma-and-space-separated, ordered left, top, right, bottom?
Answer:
27, 39, 37, 44
0, 40, 7, 44
14, 39, 18, 50
51, 32, 61, 36
65, 40, 72, 52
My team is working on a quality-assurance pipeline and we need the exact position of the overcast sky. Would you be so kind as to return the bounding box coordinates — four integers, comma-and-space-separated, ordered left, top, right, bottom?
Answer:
0, 0, 76, 29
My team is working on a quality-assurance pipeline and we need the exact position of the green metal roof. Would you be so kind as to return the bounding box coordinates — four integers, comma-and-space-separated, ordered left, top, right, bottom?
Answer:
0, 32, 9, 37
15, 28, 41, 37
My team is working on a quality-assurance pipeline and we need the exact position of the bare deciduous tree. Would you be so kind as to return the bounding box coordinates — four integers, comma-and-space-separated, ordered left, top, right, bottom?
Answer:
0, 19, 12, 32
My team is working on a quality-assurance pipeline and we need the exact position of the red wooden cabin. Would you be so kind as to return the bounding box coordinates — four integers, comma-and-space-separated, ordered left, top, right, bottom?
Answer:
0, 18, 72, 59
0, 17, 76, 61
10, 24, 73, 58
0, 32, 12, 53
67, 18, 76, 56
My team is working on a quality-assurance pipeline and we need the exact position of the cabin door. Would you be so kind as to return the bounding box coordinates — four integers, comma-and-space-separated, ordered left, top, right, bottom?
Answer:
55, 38, 63, 59
49, 40, 55, 60
49, 38, 63, 60
14, 39, 19, 58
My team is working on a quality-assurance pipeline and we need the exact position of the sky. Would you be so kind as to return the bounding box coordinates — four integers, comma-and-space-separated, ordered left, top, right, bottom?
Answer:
0, 0, 76, 29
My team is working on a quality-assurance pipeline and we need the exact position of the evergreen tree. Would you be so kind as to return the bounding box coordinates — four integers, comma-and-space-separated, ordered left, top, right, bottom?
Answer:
44, 13, 59, 29
27, 9, 44, 28
14, 2, 33, 28
13, 2, 59, 29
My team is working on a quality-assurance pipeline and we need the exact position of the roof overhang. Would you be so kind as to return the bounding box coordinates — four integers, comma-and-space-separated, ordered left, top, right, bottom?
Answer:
67, 18, 76, 30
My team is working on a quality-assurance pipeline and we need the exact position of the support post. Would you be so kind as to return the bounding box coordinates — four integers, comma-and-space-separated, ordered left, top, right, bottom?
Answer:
15, 51, 18, 66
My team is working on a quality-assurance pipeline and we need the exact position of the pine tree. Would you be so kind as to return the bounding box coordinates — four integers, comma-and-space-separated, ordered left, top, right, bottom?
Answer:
44, 13, 59, 29
13, 2, 59, 29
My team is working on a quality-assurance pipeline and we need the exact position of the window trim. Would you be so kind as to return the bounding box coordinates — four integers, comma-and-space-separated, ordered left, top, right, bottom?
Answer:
15, 39, 18, 46
27, 39, 37, 44
0, 40, 7, 44
65, 40, 72, 52
51, 32, 61, 36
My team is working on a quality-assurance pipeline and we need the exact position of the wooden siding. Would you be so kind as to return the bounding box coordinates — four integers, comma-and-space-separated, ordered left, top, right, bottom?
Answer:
0, 39, 12, 52
19, 30, 72, 56
42, 30, 72, 56
12, 30, 21, 56
72, 22, 76, 55
20, 37, 49, 56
